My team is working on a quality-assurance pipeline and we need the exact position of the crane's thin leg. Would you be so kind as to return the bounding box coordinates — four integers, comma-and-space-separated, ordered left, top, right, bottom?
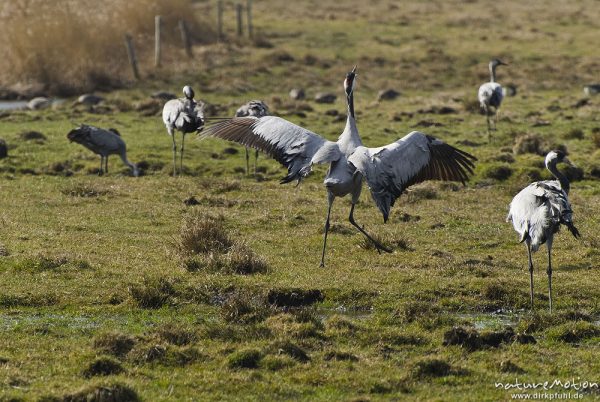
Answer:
171, 134, 177, 176
99, 156, 104, 176
320, 193, 334, 268
547, 238, 553, 313
180, 134, 185, 174
245, 147, 250, 175
486, 114, 491, 143
527, 241, 534, 310
105, 156, 109, 174
349, 203, 392, 254
254, 149, 259, 175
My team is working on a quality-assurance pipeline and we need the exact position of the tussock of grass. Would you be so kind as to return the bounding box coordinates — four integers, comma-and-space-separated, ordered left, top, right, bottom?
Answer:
563, 128, 584, 140
325, 315, 357, 333
178, 213, 268, 275
60, 382, 139, 402
131, 345, 202, 367
155, 323, 197, 346
500, 359, 526, 374
226, 349, 262, 369
513, 133, 547, 155
220, 289, 273, 324
0, 293, 58, 307
267, 340, 310, 363
19, 255, 67, 271
323, 350, 358, 362
411, 358, 453, 378
177, 213, 231, 255
128, 276, 179, 309
482, 164, 513, 181
591, 129, 600, 148
61, 183, 110, 198
376, 329, 427, 347
82, 356, 124, 378
264, 314, 322, 339
403, 183, 438, 203
18, 131, 46, 141
493, 153, 515, 163
93, 332, 136, 357
267, 288, 324, 307
261, 355, 297, 371
547, 322, 600, 343
212, 180, 241, 194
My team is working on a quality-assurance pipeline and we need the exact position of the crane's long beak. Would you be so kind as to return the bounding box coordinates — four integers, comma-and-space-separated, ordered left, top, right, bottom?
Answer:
351, 65, 357, 74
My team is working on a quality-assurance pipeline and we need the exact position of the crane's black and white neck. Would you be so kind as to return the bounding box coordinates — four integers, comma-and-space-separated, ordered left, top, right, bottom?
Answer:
545, 150, 571, 194
344, 66, 357, 119
488, 59, 506, 83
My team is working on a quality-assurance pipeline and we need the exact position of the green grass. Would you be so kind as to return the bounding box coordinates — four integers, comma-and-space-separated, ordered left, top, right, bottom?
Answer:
1, 0, 600, 400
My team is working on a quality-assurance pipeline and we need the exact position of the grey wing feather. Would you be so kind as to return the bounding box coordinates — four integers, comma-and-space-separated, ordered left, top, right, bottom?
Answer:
201, 116, 341, 183
348, 131, 476, 222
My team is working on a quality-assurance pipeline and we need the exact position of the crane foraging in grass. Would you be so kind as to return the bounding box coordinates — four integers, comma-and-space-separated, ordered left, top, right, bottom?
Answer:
67, 124, 139, 177
478, 59, 508, 140
235, 100, 269, 175
507, 150, 580, 312
201, 67, 477, 267
162, 86, 205, 176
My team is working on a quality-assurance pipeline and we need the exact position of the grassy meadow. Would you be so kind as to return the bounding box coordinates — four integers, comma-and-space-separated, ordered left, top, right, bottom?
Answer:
1, 0, 600, 400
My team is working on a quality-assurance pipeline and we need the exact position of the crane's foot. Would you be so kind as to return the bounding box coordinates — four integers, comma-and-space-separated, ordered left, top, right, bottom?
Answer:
319, 261, 326, 268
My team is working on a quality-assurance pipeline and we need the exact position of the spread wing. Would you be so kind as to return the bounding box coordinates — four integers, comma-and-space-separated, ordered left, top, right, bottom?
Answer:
348, 131, 476, 222
201, 116, 341, 183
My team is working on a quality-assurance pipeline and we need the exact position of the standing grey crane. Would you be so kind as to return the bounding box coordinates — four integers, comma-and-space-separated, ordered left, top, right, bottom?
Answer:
235, 100, 270, 175
67, 124, 139, 176
162, 86, 205, 176
507, 150, 580, 312
201, 67, 477, 267
478, 59, 508, 140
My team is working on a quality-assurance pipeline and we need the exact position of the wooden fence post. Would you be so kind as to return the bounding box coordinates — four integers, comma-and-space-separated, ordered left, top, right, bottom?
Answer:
124, 34, 140, 80
236, 4, 243, 37
179, 20, 193, 58
217, 0, 223, 42
154, 15, 162, 68
246, 0, 253, 39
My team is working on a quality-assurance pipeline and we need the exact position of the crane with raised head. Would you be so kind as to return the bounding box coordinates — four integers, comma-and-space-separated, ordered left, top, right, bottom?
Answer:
478, 59, 508, 140
162, 85, 204, 176
202, 67, 476, 267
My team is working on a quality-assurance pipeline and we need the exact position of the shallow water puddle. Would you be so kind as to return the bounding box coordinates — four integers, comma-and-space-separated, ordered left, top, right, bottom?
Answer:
457, 311, 522, 330
0, 101, 28, 111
